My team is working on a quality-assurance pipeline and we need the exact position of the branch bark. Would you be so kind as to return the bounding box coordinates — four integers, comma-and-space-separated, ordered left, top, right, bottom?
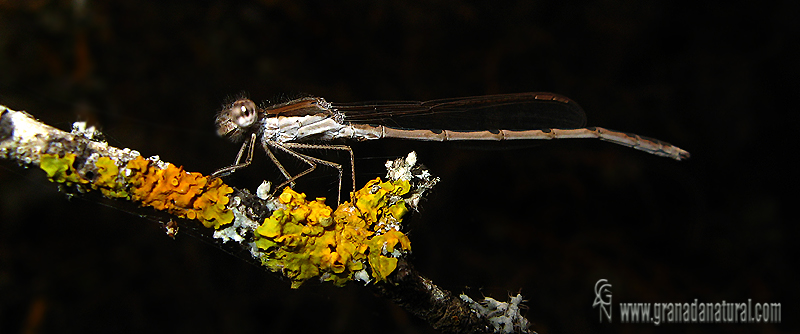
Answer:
0, 104, 532, 334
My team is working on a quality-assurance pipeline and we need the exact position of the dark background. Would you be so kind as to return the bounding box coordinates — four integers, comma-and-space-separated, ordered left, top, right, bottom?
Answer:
0, 1, 794, 333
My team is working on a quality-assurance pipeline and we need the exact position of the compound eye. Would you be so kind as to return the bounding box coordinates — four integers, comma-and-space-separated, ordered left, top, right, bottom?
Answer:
232, 99, 258, 128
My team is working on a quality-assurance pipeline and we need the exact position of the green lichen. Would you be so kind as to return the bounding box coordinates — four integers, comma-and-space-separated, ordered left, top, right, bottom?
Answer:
39, 153, 89, 186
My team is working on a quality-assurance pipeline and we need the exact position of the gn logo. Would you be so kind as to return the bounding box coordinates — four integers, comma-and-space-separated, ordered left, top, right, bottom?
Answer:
593, 279, 612, 323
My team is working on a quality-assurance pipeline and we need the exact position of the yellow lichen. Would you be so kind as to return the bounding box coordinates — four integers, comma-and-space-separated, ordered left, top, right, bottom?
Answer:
254, 177, 413, 288
254, 188, 339, 288
93, 156, 129, 198
367, 230, 411, 282
354, 178, 410, 228
368, 254, 397, 282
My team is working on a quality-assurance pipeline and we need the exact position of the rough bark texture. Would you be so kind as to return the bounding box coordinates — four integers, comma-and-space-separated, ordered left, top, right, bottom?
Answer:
372, 259, 496, 334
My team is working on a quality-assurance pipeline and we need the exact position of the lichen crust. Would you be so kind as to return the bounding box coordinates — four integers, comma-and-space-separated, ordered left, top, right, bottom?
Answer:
253, 178, 412, 288
39, 153, 234, 229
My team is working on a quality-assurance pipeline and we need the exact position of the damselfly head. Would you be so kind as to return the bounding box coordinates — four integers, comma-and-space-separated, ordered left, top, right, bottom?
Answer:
215, 98, 258, 142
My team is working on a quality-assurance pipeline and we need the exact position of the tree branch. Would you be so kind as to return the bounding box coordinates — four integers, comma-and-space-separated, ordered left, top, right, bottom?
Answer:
1, 104, 532, 334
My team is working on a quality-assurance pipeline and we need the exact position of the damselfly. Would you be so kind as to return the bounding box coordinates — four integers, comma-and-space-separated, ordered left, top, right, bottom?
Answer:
212, 92, 690, 203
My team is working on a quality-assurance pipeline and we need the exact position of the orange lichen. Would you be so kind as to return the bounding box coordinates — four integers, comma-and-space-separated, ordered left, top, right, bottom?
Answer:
124, 156, 233, 229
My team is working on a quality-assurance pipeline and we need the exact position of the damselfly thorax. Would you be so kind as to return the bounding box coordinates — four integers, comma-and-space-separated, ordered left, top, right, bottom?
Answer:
212, 92, 690, 204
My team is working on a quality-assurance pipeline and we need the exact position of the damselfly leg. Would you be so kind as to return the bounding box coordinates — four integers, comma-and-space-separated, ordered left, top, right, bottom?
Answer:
211, 133, 256, 178
265, 141, 355, 205
212, 133, 356, 204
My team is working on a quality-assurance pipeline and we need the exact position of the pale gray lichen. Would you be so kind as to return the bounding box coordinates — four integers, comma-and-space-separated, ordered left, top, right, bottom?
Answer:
218, 199, 261, 243
459, 293, 531, 334
385, 150, 417, 181
353, 268, 371, 284
256, 180, 271, 200
384, 151, 439, 211
71, 121, 104, 141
